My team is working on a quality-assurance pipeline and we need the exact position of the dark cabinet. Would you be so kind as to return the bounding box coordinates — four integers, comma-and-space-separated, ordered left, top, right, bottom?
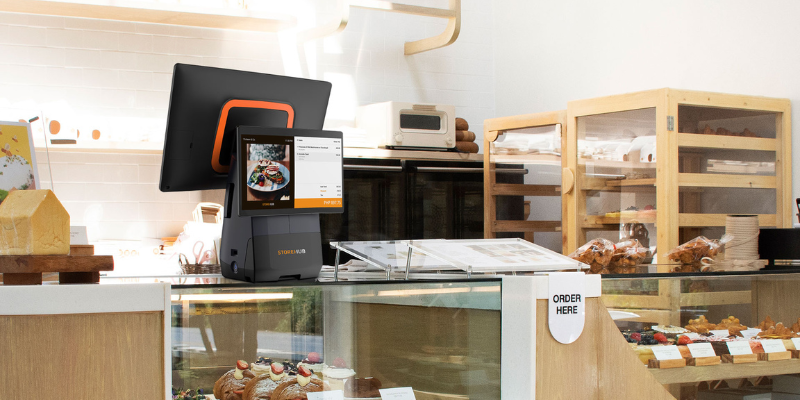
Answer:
319, 157, 523, 265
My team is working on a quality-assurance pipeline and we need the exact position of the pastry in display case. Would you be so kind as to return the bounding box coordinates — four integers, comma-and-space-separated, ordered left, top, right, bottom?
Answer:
602, 271, 800, 399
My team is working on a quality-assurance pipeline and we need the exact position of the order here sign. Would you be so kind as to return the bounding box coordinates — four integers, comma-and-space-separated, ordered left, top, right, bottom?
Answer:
548, 272, 586, 344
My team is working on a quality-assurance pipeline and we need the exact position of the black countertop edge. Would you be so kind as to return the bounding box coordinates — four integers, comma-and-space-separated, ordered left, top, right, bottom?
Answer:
171, 277, 504, 289
599, 265, 800, 280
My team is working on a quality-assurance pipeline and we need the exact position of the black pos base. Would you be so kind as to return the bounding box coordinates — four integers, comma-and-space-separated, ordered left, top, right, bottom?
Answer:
220, 151, 323, 282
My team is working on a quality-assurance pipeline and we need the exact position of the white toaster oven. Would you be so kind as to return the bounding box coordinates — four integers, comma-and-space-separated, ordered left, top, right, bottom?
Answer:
356, 101, 455, 150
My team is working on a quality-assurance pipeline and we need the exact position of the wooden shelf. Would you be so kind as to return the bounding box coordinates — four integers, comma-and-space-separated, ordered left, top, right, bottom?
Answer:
677, 133, 777, 152
492, 220, 561, 233
492, 184, 560, 196
583, 214, 656, 227
678, 173, 777, 189
649, 359, 800, 385
0, 0, 296, 32
298, 0, 461, 55
579, 158, 656, 169
490, 153, 561, 165
581, 177, 657, 192
679, 213, 777, 227
605, 178, 656, 187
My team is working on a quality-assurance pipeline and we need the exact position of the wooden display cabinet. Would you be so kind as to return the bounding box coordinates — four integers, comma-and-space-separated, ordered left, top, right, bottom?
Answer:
563, 89, 792, 270
483, 111, 567, 250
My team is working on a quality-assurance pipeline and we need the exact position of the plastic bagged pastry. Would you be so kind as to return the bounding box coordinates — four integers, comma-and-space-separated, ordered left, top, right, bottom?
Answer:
608, 239, 648, 274
667, 235, 731, 269
569, 238, 614, 274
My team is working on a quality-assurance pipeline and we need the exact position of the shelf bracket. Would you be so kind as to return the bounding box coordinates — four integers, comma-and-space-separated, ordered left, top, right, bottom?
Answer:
298, 0, 461, 55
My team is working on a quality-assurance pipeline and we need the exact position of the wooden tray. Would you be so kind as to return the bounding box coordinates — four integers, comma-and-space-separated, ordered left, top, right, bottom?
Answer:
721, 354, 758, 364
0, 245, 113, 285
648, 358, 686, 369
757, 351, 792, 361
687, 356, 721, 366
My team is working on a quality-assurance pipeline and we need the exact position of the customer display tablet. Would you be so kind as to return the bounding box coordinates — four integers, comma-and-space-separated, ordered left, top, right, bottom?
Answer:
239, 127, 343, 216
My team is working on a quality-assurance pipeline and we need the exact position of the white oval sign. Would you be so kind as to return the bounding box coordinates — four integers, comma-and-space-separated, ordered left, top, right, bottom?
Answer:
548, 272, 586, 344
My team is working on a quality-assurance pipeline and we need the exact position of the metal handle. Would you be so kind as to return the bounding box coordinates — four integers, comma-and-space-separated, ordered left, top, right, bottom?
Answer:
344, 164, 403, 172
414, 167, 528, 174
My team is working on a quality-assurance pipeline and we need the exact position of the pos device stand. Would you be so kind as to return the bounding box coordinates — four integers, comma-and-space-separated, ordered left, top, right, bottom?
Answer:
220, 145, 323, 282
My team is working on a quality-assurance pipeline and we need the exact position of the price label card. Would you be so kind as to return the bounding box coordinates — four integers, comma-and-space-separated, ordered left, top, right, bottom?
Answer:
308, 391, 344, 400
684, 332, 702, 341
379, 387, 416, 399
726, 341, 754, 355
740, 328, 761, 339
792, 338, 800, 350
652, 345, 683, 361
687, 343, 716, 358
710, 329, 730, 337
761, 339, 787, 353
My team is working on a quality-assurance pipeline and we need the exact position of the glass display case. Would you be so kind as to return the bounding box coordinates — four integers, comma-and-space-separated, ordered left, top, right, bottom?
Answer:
171, 279, 504, 399
483, 111, 566, 253
563, 89, 792, 270
168, 274, 679, 399
602, 271, 800, 399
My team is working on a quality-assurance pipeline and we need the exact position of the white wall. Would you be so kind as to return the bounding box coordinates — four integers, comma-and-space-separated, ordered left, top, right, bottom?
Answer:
493, 0, 800, 200
0, 0, 495, 241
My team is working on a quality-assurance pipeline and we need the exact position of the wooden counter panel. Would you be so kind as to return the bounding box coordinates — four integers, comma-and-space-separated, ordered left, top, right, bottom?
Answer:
535, 298, 675, 399
0, 311, 164, 398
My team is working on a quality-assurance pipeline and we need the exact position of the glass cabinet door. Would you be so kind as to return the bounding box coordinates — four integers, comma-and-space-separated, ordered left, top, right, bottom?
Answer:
575, 108, 658, 266
483, 111, 565, 253
675, 102, 790, 244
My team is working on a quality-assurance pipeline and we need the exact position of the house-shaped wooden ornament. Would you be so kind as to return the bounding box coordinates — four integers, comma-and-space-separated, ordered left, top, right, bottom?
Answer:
0, 189, 70, 255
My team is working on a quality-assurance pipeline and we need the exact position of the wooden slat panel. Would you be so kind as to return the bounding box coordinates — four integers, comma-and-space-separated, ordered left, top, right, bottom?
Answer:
678, 173, 776, 188
492, 220, 561, 232
492, 184, 560, 196
0, 312, 164, 399
677, 133, 776, 151
678, 213, 776, 227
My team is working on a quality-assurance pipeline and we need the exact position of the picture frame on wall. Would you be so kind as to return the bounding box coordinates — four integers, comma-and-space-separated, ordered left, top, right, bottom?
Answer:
0, 121, 40, 204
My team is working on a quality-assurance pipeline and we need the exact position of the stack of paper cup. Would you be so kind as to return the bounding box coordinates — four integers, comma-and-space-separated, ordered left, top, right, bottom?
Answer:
725, 215, 760, 260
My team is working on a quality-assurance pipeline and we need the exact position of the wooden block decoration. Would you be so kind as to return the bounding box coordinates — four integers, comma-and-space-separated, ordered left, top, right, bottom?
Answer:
0, 190, 69, 255
792, 350, 799, 358
757, 351, 792, 361
647, 358, 686, 369
69, 245, 95, 256
721, 354, 759, 364
687, 356, 721, 366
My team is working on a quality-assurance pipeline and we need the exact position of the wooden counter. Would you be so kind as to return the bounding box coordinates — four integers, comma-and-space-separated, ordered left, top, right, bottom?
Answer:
0, 283, 171, 399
